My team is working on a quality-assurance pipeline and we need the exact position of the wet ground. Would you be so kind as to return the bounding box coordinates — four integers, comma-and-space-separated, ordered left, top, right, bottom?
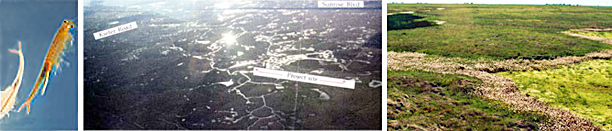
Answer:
84, 0, 382, 130
387, 13, 435, 30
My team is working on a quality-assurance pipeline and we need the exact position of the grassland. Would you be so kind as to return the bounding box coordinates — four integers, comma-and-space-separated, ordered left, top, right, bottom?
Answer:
387, 4, 612, 130
497, 59, 612, 130
388, 4, 612, 60
388, 71, 547, 130
569, 29, 612, 39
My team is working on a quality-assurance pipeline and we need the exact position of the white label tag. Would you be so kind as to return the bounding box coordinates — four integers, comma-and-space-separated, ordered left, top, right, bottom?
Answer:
93, 22, 138, 40
253, 67, 355, 89
318, 1, 364, 8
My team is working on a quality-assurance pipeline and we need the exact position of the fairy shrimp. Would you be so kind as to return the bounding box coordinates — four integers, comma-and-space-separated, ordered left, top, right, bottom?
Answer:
0, 42, 25, 119
18, 20, 74, 114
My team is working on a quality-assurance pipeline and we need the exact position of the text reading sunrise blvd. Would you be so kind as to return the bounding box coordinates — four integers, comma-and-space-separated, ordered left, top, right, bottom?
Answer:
318, 1, 364, 8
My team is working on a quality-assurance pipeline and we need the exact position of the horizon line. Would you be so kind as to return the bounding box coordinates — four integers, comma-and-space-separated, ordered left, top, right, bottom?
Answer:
387, 2, 612, 7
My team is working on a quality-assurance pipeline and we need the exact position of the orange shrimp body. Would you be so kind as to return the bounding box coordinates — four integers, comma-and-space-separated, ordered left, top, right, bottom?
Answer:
18, 20, 74, 114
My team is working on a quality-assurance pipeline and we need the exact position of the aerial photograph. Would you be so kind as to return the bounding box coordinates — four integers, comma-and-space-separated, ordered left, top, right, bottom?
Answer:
387, 0, 612, 130
84, 0, 382, 130
0, 0, 78, 130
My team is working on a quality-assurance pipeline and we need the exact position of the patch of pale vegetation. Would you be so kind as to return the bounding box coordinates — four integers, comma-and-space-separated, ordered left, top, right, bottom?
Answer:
434, 20, 446, 25
564, 29, 612, 44
497, 60, 612, 130
389, 49, 612, 130
389, 50, 612, 73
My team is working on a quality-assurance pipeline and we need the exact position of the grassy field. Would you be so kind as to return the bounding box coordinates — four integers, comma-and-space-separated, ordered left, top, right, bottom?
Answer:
388, 71, 548, 130
569, 29, 612, 39
387, 4, 612, 60
497, 59, 612, 130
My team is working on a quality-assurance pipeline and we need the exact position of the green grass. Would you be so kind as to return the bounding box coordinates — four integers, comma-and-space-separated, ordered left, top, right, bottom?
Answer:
569, 29, 612, 39
387, 4, 612, 60
388, 70, 547, 130
496, 59, 612, 130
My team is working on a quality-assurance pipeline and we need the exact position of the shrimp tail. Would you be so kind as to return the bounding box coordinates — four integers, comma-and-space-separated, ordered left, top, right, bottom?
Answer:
18, 103, 30, 114
18, 62, 52, 114
8, 41, 22, 54
8, 49, 20, 54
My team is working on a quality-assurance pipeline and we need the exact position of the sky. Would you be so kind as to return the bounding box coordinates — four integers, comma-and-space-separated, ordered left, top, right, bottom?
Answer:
0, 0, 78, 130
386, 0, 612, 6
